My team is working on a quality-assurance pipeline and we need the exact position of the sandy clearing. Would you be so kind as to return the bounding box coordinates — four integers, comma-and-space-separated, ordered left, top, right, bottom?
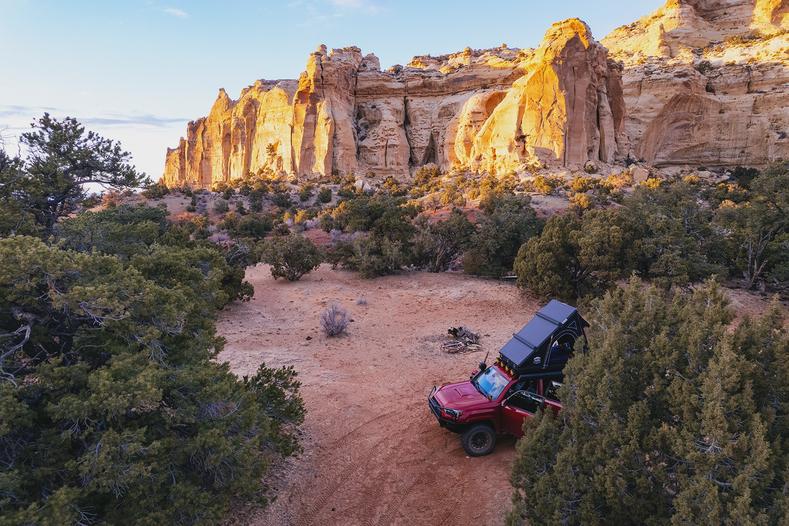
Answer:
217, 264, 540, 526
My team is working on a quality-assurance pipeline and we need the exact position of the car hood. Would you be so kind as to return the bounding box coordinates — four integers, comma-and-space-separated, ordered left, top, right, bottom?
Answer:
433, 380, 492, 410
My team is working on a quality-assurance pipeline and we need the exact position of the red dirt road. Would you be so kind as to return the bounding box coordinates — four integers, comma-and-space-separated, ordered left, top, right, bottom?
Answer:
217, 265, 540, 525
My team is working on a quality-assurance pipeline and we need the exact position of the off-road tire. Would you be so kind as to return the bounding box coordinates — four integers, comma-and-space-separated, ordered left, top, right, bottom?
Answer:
461, 424, 496, 456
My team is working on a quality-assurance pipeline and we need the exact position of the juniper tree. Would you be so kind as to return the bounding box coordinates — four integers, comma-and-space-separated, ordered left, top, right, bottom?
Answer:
508, 279, 788, 526
514, 209, 632, 300
0, 236, 303, 525
463, 194, 541, 277
2, 114, 146, 234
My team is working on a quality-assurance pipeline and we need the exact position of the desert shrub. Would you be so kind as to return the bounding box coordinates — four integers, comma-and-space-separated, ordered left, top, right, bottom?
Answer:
235, 200, 247, 215
475, 172, 519, 203
220, 212, 273, 240
326, 235, 408, 278
298, 183, 314, 202
568, 192, 593, 211
337, 184, 356, 198
411, 164, 442, 196
213, 198, 229, 214
715, 164, 788, 290
142, 181, 170, 199
568, 175, 597, 193
381, 176, 405, 196
531, 175, 560, 195
271, 190, 292, 209
620, 182, 726, 287
249, 190, 265, 212
0, 235, 302, 525
601, 170, 634, 192
682, 174, 701, 185
331, 194, 419, 243
642, 177, 663, 190
439, 183, 466, 207
730, 165, 760, 188
412, 209, 475, 272
259, 234, 322, 281
320, 303, 349, 336
317, 186, 332, 203
463, 194, 541, 277
222, 186, 234, 200
514, 209, 634, 299
57, 204, 168, 258
509, 279, 788, 525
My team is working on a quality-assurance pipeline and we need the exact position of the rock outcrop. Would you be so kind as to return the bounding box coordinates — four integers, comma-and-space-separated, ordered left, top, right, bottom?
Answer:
451, 19, 625, 174
162, 1, 788, 187
602, 0, 789, 167
162, 20, 624, 187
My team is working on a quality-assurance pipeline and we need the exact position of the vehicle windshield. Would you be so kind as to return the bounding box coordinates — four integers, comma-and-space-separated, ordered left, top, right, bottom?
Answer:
473, 366, 509, 400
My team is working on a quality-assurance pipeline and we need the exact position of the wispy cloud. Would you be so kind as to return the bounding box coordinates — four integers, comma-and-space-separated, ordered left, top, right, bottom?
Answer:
288, 0, 382, 26
330, 0, 382, 13
0, 105, 188, 130
162, 6, 189, 18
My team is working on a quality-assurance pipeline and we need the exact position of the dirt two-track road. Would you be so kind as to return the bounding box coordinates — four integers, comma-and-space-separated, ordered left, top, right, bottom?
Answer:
217, 264, 540, 525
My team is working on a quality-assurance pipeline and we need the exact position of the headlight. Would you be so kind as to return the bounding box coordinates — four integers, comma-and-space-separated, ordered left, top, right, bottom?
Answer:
443, 408, 462, 419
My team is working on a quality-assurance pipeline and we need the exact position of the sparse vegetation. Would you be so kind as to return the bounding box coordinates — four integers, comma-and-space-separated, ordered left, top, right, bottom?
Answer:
320, 303, 349, 336
213, 198, 229, 213
317, 186, 333, 203
259, 233, 322, 281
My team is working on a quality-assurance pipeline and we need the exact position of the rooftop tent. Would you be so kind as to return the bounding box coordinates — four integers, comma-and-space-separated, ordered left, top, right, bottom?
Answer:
499, 300, 588, 373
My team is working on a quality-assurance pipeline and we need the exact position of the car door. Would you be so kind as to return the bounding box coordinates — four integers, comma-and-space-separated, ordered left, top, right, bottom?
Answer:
501, 391, 544, 437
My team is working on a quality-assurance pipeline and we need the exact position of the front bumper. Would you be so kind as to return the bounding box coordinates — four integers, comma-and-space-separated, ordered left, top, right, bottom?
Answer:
428, 387, 464, 433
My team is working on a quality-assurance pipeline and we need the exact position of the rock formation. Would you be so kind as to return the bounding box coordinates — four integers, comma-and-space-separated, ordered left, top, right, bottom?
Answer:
162, 1, 788, 187
602, 0, 788, 167
162, 19, 624, 187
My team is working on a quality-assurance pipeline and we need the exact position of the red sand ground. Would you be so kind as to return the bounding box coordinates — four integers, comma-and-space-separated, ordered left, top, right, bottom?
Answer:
217, 264, 540, 526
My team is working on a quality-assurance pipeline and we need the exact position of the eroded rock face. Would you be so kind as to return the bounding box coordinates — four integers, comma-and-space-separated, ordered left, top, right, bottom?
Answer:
602, 0, 789, 167
453, 19, 625, 174
162, 20, 623, 187
162, 1, 788, 187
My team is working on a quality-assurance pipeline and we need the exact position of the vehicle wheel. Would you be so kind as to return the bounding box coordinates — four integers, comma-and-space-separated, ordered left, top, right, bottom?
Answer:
461, 424, 496, 456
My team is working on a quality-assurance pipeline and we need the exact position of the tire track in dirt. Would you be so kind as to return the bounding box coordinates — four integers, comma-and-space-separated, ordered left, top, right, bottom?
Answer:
296, 411, 426, 526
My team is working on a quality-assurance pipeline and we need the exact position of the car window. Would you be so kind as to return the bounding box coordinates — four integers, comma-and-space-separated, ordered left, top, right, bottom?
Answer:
506, 391, 544, 414
505, 379, 537, 399
544, 380, 562, 402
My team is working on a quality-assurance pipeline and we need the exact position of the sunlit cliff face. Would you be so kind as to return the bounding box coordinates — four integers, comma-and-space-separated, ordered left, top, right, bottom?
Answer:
162, 18, 626, 188
163, 0, 788, 189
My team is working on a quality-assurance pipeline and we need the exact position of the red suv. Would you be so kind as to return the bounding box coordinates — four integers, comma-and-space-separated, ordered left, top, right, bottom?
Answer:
428, 300, 587, 456
429, 362, 562, 455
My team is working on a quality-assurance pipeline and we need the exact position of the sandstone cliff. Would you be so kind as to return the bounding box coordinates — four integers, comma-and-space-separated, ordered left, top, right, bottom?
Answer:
602, 0, 788, 167
163, 19, 624, 187
163, 1, 789, 187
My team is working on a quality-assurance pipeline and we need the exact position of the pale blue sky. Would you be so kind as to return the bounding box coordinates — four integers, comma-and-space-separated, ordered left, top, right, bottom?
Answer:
0, 0, 661, 180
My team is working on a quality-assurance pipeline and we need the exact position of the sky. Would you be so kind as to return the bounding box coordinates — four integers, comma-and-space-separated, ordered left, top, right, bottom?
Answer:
0, 0, 662, 180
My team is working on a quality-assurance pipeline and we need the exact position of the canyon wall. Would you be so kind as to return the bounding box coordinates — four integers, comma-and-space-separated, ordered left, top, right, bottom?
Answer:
163, 0, 789, 188
162, 19, 624, 187
602, 0, 788, 167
